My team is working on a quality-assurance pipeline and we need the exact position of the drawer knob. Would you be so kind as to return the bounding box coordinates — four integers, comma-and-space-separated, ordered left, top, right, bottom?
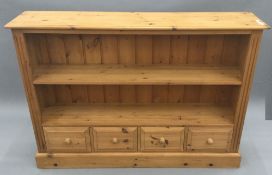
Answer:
159, 137, 166, 144
64, 138, 72, 145
207, 138, 214, 145
112, 137, 119, 144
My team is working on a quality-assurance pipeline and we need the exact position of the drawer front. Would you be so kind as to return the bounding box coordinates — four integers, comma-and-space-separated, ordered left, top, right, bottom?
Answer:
140, 127, 185, 151
43, 127, 91, 153
187, 127, 233, 152
93, 127, 137, 152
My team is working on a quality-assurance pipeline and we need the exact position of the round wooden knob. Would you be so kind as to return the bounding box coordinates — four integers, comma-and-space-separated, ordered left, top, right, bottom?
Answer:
207, 138, 214, 145
112, 137, 118, 144
159, 137, 166, 144
64, 138, 72, 144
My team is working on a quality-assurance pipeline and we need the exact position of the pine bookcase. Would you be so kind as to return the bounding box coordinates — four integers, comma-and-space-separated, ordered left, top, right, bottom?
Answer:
5, 11, 270, 168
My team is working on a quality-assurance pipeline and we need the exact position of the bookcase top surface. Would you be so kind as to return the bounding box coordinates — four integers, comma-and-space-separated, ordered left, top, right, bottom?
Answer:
5, 11, 270, 30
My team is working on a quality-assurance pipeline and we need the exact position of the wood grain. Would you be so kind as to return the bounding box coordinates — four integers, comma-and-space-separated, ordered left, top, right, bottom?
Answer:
12, 31, 46, 152
33, 65, 242, 85
7, 11, 269, 169
41, 103, 234, 126
83, 35, 102, 64
43, 127, 91, 153
140, 127, 184, 151
187, 126, 233, 152
93, 127, 137, 152
5, 11, 270, 30
231, 31, 263, 151
36, 152, 241, 168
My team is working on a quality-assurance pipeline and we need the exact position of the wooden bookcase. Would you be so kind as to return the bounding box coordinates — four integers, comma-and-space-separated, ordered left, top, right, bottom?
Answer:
5, 11, 269, 168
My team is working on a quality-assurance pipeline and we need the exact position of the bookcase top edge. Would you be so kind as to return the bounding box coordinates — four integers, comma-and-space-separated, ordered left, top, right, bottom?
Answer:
5, 11, 270, 30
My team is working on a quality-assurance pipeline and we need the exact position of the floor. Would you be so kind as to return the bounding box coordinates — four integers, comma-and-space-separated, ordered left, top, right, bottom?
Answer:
0, 96, 271, 175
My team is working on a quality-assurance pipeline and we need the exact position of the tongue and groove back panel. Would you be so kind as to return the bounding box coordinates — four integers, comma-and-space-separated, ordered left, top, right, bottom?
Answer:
37, 85, 237, 106
26, 34, 248, 66
27, 34, 246, 109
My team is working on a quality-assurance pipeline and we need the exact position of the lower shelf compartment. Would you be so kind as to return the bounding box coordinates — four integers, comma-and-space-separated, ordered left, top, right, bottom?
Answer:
41, 103, 234, 126
36, 152, 241, 168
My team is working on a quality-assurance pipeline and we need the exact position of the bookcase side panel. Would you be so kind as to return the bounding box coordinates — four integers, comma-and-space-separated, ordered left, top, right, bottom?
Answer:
12, 30, 46, 152
231, 31, 263, 152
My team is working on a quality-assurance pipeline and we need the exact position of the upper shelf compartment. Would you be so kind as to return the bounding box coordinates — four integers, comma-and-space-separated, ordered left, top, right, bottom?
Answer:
27, 33, 246, 85
33, 65, 241, 85
25, 34, 251, 67
5, 11, 270, 30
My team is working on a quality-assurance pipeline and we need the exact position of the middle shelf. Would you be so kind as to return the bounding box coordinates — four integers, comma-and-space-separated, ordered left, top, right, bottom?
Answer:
33, 65, 241, 85
41, 103, 234, 126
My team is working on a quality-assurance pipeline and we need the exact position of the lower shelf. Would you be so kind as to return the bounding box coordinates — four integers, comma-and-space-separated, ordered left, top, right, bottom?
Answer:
36, 152, 241, 168
41, 103, 234, 126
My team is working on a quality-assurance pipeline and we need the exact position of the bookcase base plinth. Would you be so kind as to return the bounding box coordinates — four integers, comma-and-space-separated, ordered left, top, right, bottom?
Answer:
36, 152, 241, 168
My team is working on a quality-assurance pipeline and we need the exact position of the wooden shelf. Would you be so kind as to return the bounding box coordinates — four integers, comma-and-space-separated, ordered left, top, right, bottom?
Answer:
33, 65, 241, 85
42, 103, 234, 126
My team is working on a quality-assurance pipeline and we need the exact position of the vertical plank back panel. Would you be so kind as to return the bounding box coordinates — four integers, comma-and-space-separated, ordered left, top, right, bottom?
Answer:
104, 85, 120, 103
168, 36, 187, 103
118, 36, 136, 103
101, 36, 119, 102
63, 35, 85, 64
63, 35, 88, 104
170, 36, 188, 64
38, 84, 237, 106
37, 86, 56, 107
120, 85, 136, 103
46, 34, 67, 64
152, 36, 170, 103
101, 36, 118, 64
83, 35, 103, 102
83, 35, 102, 64
199, 85, 217, 103
135, 36, 153, 65
26, 35, 50, 65
168, 85, 184, 103
46, 35, 72, 104
135, 36, 153, 103
204, 36, 224, 65
118, 35, 136, 65
185, 36, 207, 102
152, 85, 168, 103
136, 85, 152, 103
221, 36, 240, 66
216, 86, 233, 106
187, 36, 207, 64
183, 86, 201, 103
32, 34, 241, 107
88, 85, 105, 103
54, 85, 72, 105
152, 36, 171, 64
70, 85, 89, 103
28, 34, 247, 67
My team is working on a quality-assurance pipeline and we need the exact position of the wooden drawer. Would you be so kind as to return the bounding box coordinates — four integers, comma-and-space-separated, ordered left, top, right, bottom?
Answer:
140, 127, 185, 151
43, 127, 91, 153
187, 127, 233, 152
92, 127, 137, 152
